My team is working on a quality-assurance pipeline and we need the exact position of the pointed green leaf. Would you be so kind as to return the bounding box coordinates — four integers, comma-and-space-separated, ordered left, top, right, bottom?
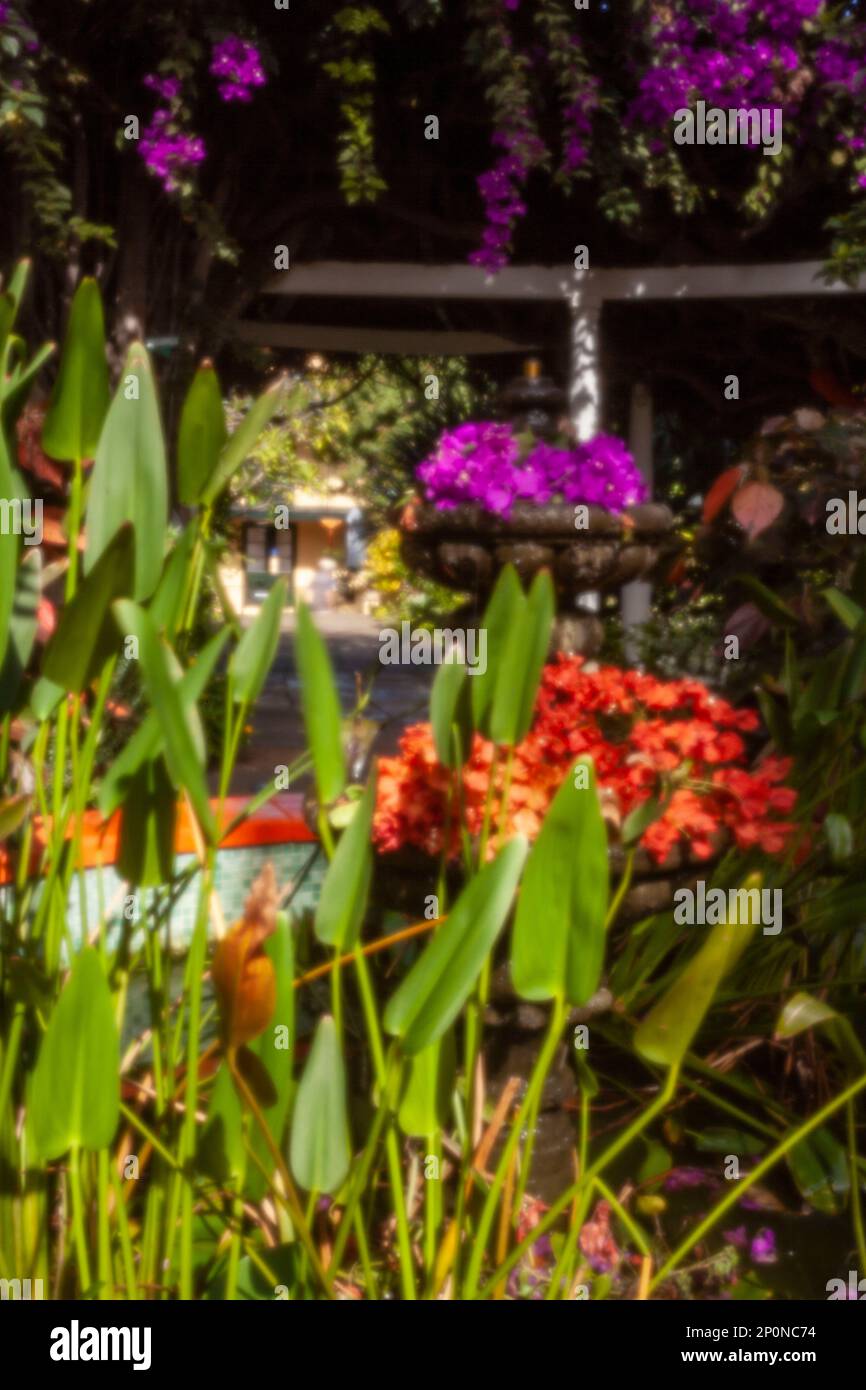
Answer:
398, 1030, 456, 1138
29, 948, 120, 1158
823, 586, 865, 633
85, 343, 167, 600
178, 361, 228, 505
98, 628, 229, 817
0, 428, 19, 670
490, 569, 554, 746
634, 874, 763, 1070
201, 380, 304, 505
117, 756, 177, 887
0, 794, 30, 840
385, 837, 528, 1055
511, 758, 608, 1005
295, 602, 345, 805
289, 1015, 351, 1194
113, 600, 215, 841
43, 526, 134, 692
430, 657, 470, 768
42, 278, 110, 462
0, 547, 40, 712
314, 774, 376, 949
230, 579, 286, 707
472, 564, 523, 733
148, 523, 198, 638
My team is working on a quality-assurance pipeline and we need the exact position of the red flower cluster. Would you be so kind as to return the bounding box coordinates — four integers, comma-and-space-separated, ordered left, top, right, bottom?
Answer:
373, 656, 797, 866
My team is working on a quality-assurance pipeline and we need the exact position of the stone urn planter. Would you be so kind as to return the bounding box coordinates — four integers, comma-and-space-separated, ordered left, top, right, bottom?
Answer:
399, 360, 674, 654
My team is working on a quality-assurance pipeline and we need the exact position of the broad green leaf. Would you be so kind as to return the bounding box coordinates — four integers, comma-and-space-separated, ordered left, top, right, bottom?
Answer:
289, 1015, 351, 1194
116, 757, 176, 887
398, 1030, 456, 1138
113, 600, 215, 841
430, 657, 469, 768
29, 948, 120, 1158
472, 564, 523, 733
0, 428, 19, 670
775, 990, 866, 1075
0, 793, 30, 840
42, 278, 110, 462
0, 547, 40, 712
824, 812, 853, 864
178, 361, 228, 505
148, 523, 198, 638
202, 380, 304, 505
490, 569, 554, 746
314, 774, 376, 949
634, 874, 763, 1069
295, 602, 345, 805
230, 579, 286, 706
622, 793, 664, 846
85, 342, 167, 600
42, 525, 133, 692
511, 759, 608, 1004
30, 675, 64, 721
98, 628, 229, 817
787, 1129, 847, 1215
385, 837, 528, 1055
694, 1127, 764, 1156
823, 586, 865, 633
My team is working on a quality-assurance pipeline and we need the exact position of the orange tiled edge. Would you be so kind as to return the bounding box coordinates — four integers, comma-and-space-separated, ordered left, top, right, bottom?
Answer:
0, 792, 317, 885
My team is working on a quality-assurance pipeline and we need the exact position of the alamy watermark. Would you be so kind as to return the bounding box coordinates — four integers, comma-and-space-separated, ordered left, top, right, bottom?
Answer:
674, 101, 783, 157
378, 621, 487, 675
0, 496, 42, 545
673, 881, 782, 936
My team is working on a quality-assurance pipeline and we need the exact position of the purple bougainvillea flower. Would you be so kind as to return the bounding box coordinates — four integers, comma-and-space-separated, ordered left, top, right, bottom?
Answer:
750, 1227, 777, 1264
210, 35, 267, 103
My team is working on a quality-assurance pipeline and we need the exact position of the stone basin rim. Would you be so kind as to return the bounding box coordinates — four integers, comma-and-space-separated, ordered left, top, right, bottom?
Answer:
404, 499, 674, 540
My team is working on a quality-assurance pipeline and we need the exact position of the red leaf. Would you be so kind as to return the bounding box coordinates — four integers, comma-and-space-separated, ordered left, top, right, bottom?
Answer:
702, 464, 746, 523
731, 481, 784, 539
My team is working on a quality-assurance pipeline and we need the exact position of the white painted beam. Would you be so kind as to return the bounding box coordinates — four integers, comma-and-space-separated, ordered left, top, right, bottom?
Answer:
234, 320, 535, 355
262, 259, 862, 303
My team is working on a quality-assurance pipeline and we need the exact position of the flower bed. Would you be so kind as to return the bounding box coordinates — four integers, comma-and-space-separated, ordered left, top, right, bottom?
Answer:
374, 656, 797, 866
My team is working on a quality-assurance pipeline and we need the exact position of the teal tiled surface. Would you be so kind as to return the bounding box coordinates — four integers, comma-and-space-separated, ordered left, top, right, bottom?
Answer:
2, 841, 326, 954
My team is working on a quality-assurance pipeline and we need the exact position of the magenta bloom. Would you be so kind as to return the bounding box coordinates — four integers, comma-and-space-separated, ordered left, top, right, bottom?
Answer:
416, 421, 646, 518
210, 36, 267, 103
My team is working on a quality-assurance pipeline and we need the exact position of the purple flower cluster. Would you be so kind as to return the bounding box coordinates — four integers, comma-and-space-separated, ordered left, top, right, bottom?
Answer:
416, 421, 646, 518
140, 111, 206, 191
469, 124, 545, 273
210, 36, 266, 103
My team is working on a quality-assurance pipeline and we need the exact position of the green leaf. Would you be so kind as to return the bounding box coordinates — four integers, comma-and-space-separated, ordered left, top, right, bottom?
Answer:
385, 837, 528, 1055
398, 1030, 456, 1138
113, 601, 215, 841
489, 569, 554, 746
824, 812, 853, 864
98, 628, 229, 818
314, 774, 376, 949
289, 1015, 351, 1194
787, 1129, 847, 1215
430, 657, 470, 768
822, 586, 865, 633
29, 948, 120, 1158
0, 547, 40, 712
116, 757, 177, 887
511, 759, 609, 1005
0, 793, 30, 840
178, 361, 228, 505
148, 523, 197, 638
42, 278, 110, 462
634, 874, 763, 1070
472, 564, 523, 734
42, 526, 133, 692
230, 579, 286, 707
733, 574, 798, 628
202, 380, 304, 506
0, 428, 19, 671
295, 602, 345, 805
30, 675, 64, 721
85, 342, 167, 601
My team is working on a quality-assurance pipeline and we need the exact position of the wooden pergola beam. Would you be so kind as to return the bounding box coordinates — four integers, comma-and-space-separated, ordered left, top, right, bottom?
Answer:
261, 259, 864, 303
234, 321, 537, 356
